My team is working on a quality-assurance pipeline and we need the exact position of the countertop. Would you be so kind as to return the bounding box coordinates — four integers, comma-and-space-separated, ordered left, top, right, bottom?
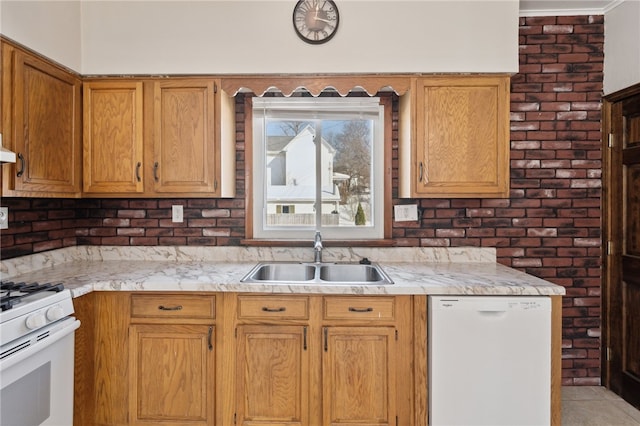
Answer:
0, 246, 566, 297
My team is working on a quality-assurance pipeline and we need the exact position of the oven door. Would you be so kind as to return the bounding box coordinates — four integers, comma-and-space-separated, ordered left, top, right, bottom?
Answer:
0, 317, 81, 426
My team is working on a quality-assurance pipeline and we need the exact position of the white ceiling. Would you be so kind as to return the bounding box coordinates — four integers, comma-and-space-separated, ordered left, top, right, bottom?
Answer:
519, 0, 624, 16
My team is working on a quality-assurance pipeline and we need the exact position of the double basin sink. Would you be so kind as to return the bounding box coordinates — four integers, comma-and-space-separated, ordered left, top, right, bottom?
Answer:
241, 261, 394, 286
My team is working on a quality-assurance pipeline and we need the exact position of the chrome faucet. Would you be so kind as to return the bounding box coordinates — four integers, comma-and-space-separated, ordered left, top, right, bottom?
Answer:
313, 231, 323, 263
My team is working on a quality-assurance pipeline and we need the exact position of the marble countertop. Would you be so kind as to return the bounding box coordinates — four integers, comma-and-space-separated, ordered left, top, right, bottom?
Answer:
0, 246, 566, 297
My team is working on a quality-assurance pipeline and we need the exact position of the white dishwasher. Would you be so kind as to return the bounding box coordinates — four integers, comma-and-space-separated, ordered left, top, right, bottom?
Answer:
428, 296, 551, 426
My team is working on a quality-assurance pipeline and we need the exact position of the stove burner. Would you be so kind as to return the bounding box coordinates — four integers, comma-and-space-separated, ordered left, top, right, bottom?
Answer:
0, 281, 64, 311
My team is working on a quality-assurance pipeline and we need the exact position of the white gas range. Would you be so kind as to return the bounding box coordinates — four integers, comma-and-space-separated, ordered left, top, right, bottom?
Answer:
0, 280, 80, 425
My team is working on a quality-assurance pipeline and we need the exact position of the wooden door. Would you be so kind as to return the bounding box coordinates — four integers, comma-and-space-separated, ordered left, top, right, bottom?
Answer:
129, 324, 215, 426
235, 325, 309, 426
322, 326, 396, 426
413, 75, 510, 198
605, 84, 640, 409
150, 80, 217, 194
11, 50, 81, 195
83, 81, 144, 193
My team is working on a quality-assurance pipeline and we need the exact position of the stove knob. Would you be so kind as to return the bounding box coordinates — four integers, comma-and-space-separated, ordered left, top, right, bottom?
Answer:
25, 312, 47, 330
46, 305, 65, 321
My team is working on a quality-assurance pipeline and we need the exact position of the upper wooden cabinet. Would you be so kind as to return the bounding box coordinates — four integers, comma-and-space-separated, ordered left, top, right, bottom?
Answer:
148, 80, 218, 194
399, 75, 510, 198
1, 41, 82, 197
83, 78, 235, 197
83, 81, 144, 193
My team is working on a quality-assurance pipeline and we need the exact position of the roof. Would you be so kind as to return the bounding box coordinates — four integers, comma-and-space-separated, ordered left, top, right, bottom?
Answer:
267, 185, 341, 202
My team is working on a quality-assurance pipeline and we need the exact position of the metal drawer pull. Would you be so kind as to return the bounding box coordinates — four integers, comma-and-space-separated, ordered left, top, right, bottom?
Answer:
158, 305, 183, 311
418, 161, 424, 183
348, 307, 374, 313
135, 162, 142, 182
153, 162, 159, 181
262, 306, 286, 313
207, 326, 213, 351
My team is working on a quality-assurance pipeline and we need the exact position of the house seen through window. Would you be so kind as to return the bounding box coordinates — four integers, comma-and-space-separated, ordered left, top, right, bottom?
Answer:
252, 95, 384, 240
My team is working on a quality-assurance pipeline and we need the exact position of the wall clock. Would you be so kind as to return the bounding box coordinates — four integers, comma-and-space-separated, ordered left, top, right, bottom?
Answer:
292, 0, 340, 44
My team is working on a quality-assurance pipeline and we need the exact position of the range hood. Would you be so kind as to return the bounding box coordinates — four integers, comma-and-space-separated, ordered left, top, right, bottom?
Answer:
0, 134, 17, 164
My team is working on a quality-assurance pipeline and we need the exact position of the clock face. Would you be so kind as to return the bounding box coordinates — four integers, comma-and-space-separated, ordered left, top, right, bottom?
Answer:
293, 0, 339, 44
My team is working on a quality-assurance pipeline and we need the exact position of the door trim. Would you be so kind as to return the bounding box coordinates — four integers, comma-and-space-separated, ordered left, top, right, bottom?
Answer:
601, 81, 640, 392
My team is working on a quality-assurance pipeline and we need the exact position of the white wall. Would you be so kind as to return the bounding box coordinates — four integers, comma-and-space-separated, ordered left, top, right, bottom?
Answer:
79, 0, 518, 75
0, 0, 81, 71
0, 0, 519, 75
604, 0, 640, 95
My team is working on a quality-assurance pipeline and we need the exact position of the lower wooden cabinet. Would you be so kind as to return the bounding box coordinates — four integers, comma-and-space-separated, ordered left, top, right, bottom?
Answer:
129, 324, 215, 426
74, 292, 413, 426
323, 326, 396, 426
232, 295, 409, 426
235, 325, 310, 426
129, 294, 217, 425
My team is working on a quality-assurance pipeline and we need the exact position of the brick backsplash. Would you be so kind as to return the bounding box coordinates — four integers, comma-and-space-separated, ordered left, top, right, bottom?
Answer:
0, 15, 603, 384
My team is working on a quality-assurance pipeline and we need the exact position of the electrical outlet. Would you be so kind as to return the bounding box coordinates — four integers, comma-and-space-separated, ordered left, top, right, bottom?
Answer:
394, 204, 418, 222
172, 205, 184, 223
0, 207, 8, 230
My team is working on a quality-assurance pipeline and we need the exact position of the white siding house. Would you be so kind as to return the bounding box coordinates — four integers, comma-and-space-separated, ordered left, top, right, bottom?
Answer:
266, 125, 341, 223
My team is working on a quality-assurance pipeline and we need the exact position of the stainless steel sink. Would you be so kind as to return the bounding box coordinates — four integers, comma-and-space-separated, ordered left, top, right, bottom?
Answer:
245, 263, 316, 282
241, 262, 394, 285
318, 264, 386, 283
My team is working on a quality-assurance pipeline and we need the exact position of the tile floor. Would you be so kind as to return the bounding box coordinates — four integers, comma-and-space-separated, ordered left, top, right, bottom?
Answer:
562, 386, 640, 426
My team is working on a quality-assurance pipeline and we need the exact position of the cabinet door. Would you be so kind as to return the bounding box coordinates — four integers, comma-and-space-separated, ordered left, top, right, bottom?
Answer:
83, 81, 144, 193
412, 75, 510, 198
323, 327, 396, 426
129, 324, 215, 426
235, 325, 309, 426
150, 80, 217, 194
10, 50, 81, 195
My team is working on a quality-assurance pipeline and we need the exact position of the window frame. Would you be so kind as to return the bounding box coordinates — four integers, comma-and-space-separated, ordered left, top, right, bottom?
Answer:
244, 93, 393, 243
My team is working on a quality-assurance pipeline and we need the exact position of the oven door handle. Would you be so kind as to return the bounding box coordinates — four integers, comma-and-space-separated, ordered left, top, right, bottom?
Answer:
0, 318, 80, 372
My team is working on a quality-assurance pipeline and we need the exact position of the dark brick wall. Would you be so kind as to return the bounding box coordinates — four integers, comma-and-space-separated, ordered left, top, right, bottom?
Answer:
0, 15, 604, 384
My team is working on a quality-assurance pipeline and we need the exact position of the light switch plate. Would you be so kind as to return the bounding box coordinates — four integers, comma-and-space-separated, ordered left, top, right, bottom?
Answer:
0, 207, 8, 230
394, 204, 418, 222
172, 205, 184, 223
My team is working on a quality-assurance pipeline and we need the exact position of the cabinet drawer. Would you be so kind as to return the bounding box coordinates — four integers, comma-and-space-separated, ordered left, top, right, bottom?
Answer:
237, 296, 309, 320
131, 294, 216, 319
323, 296, 395, 321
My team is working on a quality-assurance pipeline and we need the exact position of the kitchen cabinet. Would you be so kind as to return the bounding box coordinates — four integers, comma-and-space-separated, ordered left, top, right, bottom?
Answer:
128, 294, 217, 426
1, 40, 82, 197
233, 295, 312, 426
83, 78, 235, 197
236, 325, 310, 426
231, 294, 411, 426
147, 80, 218, 194
322, 297, 399, 426
83, 80, 144, 193
399, 75, 510, 198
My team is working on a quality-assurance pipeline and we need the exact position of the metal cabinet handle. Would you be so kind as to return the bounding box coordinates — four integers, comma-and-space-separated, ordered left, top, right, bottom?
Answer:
158, 305, 183, 311
348, 307, 374, 313
323, 327, 328, 352
303, 326, 307, 351
16, 153, 25, 177
153, 162, 159, 182
418, 161, 424, 183
261, 306, 286, 313
135, 162, 142, 182
207, 326, 213, 351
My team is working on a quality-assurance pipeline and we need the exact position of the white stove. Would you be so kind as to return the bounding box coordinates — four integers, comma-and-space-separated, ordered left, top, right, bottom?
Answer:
0, 280, 80, 425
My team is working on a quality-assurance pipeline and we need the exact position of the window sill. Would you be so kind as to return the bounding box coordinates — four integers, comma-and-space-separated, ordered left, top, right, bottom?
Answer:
240, 239, 396, 247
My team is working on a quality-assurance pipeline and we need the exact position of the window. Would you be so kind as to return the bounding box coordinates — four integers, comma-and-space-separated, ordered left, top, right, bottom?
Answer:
252, 95, 385, 240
